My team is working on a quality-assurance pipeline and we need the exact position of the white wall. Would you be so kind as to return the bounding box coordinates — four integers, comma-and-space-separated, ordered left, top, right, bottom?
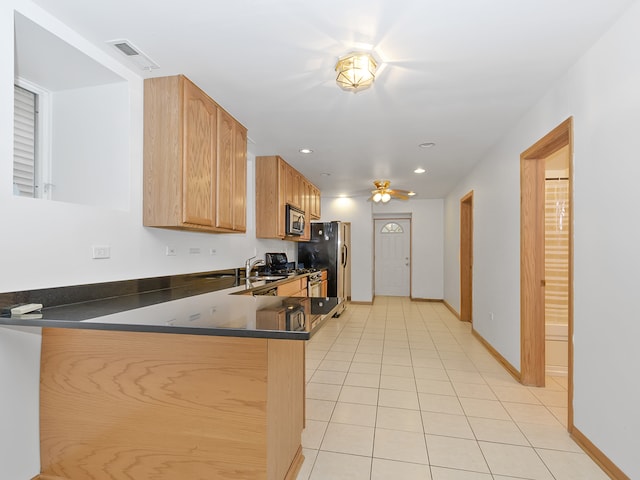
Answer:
443, 1, 640, 477
51, 82, 130, 210
407, 199, 444, 300
322, 196, 444, 302
320, 196, 374, 302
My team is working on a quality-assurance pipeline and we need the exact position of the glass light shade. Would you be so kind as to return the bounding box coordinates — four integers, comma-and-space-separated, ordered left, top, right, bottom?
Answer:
335, 52, 377, 92
372, 192, 382, 202
381, 192, 391, 203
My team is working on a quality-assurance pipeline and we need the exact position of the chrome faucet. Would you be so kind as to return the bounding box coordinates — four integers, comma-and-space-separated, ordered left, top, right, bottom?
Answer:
244, 255, 265, 278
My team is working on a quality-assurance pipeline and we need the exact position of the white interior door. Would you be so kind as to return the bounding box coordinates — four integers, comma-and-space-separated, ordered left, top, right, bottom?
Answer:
374, 219, 411, 296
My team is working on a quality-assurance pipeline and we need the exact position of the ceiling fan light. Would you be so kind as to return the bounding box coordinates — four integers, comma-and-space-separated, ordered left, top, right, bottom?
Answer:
335, 52, 377, 93
381, 192, 391, 203
372, 192, 382, 202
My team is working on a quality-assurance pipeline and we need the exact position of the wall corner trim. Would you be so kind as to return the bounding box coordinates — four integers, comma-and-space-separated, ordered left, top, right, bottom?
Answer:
443, 300, 461, 319
571, 427, 630, 480
471, 328, 521, 382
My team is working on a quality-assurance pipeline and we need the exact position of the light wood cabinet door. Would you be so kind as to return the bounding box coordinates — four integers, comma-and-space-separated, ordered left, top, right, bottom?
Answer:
277, 279, 299, 297
277, 158, 287, 237
284, 165, 296, 208
277, 277, 308, 297
256, 308, 286, 330
300, 179, 311, 241
307, 183, 315, 220
311, 185, 321, 219
233, 123, 247, 231
182, 78, 217, 226
256, 155, 285, 239
215, 108, 247, 232
215, 108, 234, 229
294, 171, 303, 209
284, 166, 304, 210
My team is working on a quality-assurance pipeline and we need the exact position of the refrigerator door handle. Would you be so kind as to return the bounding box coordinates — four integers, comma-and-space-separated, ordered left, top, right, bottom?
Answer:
342, 244, 348, 267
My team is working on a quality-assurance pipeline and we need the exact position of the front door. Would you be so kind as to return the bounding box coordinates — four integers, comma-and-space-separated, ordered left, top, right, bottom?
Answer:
374, 219, 411, 296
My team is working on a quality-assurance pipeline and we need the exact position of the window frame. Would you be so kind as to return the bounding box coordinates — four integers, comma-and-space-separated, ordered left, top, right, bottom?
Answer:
13, 77, 52, 199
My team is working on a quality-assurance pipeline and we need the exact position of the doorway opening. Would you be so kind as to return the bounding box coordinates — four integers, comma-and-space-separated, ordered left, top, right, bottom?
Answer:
544, 147, 570, 379
460, 191, 474, 322
373, 217, 412, 297
520, 116, 573, 427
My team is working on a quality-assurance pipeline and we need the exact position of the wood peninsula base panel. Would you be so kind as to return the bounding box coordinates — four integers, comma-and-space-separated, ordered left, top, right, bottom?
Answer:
37, 328, 304, 480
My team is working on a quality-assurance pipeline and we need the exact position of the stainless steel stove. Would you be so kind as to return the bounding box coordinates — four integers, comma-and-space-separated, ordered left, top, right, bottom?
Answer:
264, 253, 319, 275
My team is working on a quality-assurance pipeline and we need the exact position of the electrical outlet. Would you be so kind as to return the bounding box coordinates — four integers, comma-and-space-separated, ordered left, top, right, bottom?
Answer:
210, 248, 217, 256
189, 247, 201, 255
165, 246, 177, 256
92, 245, 111, 259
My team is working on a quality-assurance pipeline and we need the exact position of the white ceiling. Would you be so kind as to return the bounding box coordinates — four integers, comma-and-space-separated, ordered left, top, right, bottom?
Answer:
27, 0, 635, 198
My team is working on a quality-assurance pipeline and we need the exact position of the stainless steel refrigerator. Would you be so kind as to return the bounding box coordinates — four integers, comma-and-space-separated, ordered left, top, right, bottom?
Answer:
297, 221, 351, 315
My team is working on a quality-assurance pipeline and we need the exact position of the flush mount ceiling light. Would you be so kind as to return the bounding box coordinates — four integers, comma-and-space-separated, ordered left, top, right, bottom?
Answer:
335, 52, 377, 93
414, 167, 426, 174
419, 142, 436, 148
299, 148, 313, 154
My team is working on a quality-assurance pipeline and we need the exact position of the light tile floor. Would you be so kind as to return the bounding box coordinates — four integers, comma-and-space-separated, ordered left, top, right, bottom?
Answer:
297, 297, 608, 480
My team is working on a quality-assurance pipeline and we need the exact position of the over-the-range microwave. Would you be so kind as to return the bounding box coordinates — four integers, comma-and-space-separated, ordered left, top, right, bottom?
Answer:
286, 204, 305, 236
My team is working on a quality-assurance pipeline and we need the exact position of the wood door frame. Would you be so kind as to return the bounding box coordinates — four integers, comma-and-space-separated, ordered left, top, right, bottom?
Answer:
460, 191, 474, 322
520, 117, 574, 430
373, 216, 412, 297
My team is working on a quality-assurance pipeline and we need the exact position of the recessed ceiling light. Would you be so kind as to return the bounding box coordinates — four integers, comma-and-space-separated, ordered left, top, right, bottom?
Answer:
408, 191, 416, 196
299, 148, 313, 154
321, 172, 331, 176
414, 167, 426, 174
419, 142, 436, 148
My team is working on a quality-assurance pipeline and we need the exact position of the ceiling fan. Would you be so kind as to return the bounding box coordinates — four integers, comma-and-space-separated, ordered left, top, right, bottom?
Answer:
368, 180, 411, 203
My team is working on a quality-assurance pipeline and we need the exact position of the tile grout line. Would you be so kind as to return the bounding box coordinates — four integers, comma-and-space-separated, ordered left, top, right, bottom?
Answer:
303, 299, 589, 480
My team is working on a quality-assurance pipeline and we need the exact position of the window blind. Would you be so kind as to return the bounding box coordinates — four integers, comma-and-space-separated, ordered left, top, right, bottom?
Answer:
13, 84, 37, 197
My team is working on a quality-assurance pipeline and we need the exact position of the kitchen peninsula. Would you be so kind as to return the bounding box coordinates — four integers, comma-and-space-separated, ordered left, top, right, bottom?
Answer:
0, 272, 342, 480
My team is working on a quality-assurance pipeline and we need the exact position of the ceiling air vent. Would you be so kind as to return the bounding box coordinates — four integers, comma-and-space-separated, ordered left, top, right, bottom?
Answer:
107, 39, 159, 71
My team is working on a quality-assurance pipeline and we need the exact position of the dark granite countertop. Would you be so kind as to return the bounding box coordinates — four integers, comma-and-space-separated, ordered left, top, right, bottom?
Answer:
0, 270, 340, 340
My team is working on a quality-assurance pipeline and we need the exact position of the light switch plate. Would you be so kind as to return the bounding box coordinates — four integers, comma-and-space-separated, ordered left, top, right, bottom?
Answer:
92, 245, 111, 259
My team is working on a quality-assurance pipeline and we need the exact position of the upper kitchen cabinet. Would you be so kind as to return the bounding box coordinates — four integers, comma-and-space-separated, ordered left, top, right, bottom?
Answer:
255, 155, 320, 240
256, 155, 287, 239
143, 75, 247, 233
309, 184, 321, 220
